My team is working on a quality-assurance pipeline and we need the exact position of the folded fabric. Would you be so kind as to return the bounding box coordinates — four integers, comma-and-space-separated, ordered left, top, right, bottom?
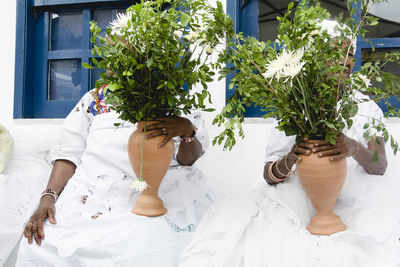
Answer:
0, 124, 14, 173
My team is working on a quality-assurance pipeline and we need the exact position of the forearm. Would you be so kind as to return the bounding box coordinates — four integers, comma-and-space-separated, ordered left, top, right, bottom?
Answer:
45, 159, 77, 196
177, 139, 203, 166
345, 136, 387, 175
263, 154, 296, 185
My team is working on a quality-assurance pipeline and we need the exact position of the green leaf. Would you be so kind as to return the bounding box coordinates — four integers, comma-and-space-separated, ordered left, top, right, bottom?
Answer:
363, 130, 372, 142
180, 12, 191, 26
372, 150, 379, 163
82, 63, 93, 69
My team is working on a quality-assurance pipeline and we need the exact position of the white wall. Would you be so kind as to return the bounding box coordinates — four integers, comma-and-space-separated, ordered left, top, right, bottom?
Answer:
369, 1, 400, 23
1, 0, 400, 200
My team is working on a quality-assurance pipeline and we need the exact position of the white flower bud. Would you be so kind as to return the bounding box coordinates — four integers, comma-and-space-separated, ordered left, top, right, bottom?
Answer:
206, 46, 214, 55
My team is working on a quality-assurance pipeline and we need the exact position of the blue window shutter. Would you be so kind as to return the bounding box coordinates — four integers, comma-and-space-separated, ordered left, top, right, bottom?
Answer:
15, 0, 131, 118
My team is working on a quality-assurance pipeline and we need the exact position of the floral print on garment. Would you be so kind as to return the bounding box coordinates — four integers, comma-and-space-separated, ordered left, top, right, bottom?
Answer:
86, 85, 110, 116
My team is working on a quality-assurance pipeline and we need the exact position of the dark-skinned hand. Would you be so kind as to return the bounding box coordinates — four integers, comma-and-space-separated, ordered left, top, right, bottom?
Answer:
23, 196, 57, 246
297, 133, 351, 161
145, 116, 194, 147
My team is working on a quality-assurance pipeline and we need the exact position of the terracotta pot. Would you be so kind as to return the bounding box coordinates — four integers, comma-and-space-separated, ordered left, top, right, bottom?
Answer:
128, 121, 174, 217
297, 149, 347, 235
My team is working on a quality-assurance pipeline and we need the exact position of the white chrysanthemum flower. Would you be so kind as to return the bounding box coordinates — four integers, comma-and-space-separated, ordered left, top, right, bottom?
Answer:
263, 48, 305, 81
109, 12, 132, 35
286, 48, 304, 66
130, 177, 149, 192
263, 50, 292, 78
277, 50, 295, 65
282, 61, 306, 80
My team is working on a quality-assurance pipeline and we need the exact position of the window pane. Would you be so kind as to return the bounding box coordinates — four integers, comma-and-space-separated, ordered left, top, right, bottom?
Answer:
365, 1, 400, 38
362, 48, 400, 85
90, 60, 104, 90
318, 0, 349, 20
50, 11, 83, 50
258, 0, 294, 42
49, 59, 82, 100
362, 48, 400, 111
93, 8, 126, 38
258, 1, 352, 42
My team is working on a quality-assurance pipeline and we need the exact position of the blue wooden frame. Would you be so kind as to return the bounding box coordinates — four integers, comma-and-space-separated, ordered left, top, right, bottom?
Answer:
226, 0, 263, 117
32, 0, 122, 5
14, 0, 132, 118
227, 0, 400, 117
14, 0, 35, 118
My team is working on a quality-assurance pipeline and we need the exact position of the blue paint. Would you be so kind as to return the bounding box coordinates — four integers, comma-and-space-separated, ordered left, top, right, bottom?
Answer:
357, 38, 400, 49
14, 0, 35, 118
32, 0, 123, 6
374, 95, 400, 114
13, 0, 27, 118
47, 50, 87, 59
16, 1, 130, 118
227, 0, 240, 32
226, 0, 263, 117
33, 11, 50, 118
81, 8, 91, 93
240, 0, 258, 39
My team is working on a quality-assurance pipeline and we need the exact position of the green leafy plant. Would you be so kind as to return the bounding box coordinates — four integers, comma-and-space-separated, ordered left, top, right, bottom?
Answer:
85, 0, 234, 124
213, 0, 400, 159
84, 0, 234, 190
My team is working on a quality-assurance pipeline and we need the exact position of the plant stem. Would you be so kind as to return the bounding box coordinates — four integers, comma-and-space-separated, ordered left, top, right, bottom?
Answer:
251, 60, 306, 133
298, 74, 313, 128
139, 120, 148, 179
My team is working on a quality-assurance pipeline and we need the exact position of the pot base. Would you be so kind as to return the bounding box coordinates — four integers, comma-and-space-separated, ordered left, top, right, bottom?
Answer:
132, 194, 167, 217
307, 214, 346, 235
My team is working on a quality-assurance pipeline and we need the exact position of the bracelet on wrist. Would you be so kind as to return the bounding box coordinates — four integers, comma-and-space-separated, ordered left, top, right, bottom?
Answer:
180, 127, 197, 143
41, 188, 58, 203
275, 157, 289, 177
268, 161, 289, 183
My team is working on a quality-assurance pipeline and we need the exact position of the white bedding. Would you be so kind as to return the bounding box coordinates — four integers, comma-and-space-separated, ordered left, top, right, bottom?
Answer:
0, 126, 59, 266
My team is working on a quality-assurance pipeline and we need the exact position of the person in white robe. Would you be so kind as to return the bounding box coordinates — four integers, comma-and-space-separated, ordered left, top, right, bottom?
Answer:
179, 20, 400, 267
180, 89, 400, 267
16, 86, 214, 267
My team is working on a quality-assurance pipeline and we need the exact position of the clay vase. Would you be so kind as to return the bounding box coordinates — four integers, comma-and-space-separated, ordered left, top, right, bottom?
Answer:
297, 148, 347, 235
128, 121, 174, 217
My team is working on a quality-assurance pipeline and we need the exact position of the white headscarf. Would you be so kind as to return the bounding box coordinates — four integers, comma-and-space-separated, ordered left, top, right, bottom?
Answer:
318, 19, 357, 51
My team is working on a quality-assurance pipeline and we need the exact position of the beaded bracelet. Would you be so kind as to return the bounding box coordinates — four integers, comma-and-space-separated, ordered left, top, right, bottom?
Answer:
180, 127, 197, 143
41, 188, 58, 203
268, 161, 289, 183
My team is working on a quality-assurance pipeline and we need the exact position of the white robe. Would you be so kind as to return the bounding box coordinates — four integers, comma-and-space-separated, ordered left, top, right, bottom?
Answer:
180, 92, 400, 267
16, 89, 215, 267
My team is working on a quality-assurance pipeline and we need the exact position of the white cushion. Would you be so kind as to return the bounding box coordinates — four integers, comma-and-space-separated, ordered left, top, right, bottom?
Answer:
0, 124, 14, 173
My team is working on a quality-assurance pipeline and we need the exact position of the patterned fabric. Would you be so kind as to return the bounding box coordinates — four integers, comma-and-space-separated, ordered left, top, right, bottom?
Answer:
87, 85, 110, 116
16, 89, 214, 267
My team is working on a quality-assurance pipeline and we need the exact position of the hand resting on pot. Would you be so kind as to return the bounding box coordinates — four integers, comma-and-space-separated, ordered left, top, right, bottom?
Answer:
145, 116, 203, 166
264, 132, 387, 185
